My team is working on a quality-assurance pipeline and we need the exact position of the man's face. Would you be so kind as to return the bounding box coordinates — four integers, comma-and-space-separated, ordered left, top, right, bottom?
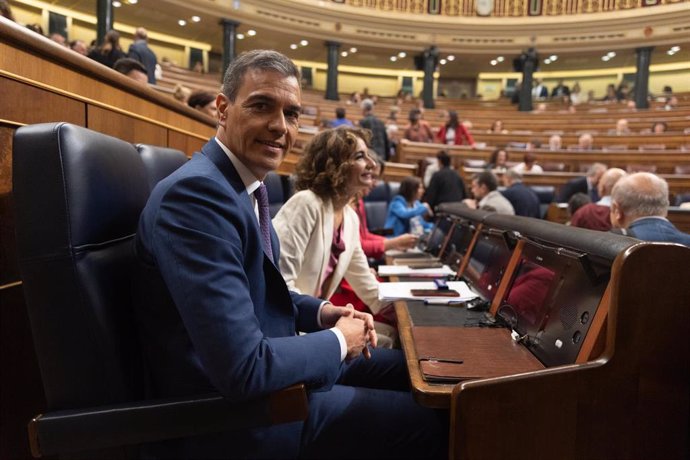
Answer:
216, 69, 301, 180
470, 179, 487, 200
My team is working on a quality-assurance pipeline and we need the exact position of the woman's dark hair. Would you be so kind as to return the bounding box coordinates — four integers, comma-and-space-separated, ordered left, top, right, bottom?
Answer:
436, 150, 451, 168
489, 148, 507, 165
295, 127, 371, 202
445, 110, 459, 129
568, 192, 591, 216
398, 176, 422, 203
652, 121, 667, 133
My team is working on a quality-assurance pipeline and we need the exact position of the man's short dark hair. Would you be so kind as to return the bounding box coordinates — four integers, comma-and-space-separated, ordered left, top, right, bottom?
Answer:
335, 107, 346, 119
436, 150, 451, 168
474, 170, 498, 191
187, 90, 216, 109
221, 50, 300, 102
113, 58, 147, 76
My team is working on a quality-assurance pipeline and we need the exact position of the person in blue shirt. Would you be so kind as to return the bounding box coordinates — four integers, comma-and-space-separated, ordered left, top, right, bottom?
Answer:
330, 107, 354, 128
385, 176, 433, 236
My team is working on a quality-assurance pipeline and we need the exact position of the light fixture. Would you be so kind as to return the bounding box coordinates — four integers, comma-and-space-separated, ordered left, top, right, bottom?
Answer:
440, 58, 447, 65
549, 55, 558, 61
490, 60, 497, 66
496, 56, 504, 62
300, 39, 309, 46
602, 55, 610, 61
350, 47, 357, 53
247, 29, 256, 36
447, 55, 455, 61
398, 51, 406, 58
178, 19, 186, 26
128, 0, 138, 4
390, 56, 397, 62
544, 58, 551, 64
341, 51, 348, 57
670, 45, 680, 52
113, 0, 122, 6
666, 50, 675, 55
607, 51, 616, 58
191, 16, 201, 22
236, 33, 245, 39
290, 43, 298, 50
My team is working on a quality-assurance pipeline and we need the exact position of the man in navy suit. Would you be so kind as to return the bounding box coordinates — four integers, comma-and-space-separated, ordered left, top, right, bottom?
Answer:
501, 170, 541, 218
134, 50, 446, 459
128, 27, 157, 84
557, 162, 607, 203
610, 172, 690, 246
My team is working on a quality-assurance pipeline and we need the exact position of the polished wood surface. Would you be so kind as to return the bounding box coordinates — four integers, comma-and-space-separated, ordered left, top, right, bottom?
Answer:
88, 105, 168, 146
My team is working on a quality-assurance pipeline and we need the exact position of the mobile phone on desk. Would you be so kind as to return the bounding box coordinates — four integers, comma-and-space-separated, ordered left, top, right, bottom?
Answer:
410, 289, 460, 297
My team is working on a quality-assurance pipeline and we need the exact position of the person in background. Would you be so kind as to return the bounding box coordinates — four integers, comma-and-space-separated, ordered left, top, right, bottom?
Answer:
26, 23, 44, 35
569, 82, 582, 105
423, 150, 467, 210
463, 170, 515, 215
385, 176, 433, 236
69, 39, 88, 56
570, 168, 627, 231
359, 99, 390, 160
551, 79, 570, 98
532, 79, 548, 100
49, 33, 67, 46
436, 110, 475, 146
187, 90, 218, 118
602, 84, 619, 102
557, 162, 607, 203
273, 128, 397, 348
404, 108, 434, 143
576, 133, 594, 150
172, 84, 191, 104
0, 0, 15, 21
500, 170, 541, 218
112, 58, 148, 84
610, 173, 690, 246
488, 119, 508, 134
486, 148, 509, 172
330, 107, 354, 128
612, 119, 630, 135
547, 134, 563, 151
567, 193, 592, 224
192, 61, 204, 73
88, 30, 126, 68
127, 27, 158, 84
512, 152, 543, 174
652, 121, 668, 134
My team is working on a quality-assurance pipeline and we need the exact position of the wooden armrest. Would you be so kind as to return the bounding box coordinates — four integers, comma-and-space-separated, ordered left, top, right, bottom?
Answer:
29, 385, 307, 458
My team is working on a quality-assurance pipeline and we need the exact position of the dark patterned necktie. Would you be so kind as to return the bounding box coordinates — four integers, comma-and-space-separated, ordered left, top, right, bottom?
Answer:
254, 183, 274, 262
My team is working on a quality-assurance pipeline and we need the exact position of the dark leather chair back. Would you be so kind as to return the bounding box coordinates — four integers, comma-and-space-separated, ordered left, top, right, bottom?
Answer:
264, 171, 286, 218
13, 123, 150, 412
136, 144, 188, 191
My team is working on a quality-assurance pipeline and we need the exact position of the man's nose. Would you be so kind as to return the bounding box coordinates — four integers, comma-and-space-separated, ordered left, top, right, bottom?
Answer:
268, 111, 287, 134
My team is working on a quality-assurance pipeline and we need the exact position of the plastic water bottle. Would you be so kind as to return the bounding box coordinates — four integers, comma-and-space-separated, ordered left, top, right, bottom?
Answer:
410, 216, 424, 237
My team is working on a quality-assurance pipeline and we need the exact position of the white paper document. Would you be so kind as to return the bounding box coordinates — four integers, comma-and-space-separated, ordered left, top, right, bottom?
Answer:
377, 264, 456, 277
378, 280, 478, 302
385, 247, 426, 258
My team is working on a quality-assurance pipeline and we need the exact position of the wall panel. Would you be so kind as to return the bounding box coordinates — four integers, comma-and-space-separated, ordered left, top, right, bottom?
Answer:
88, 105, 167, 146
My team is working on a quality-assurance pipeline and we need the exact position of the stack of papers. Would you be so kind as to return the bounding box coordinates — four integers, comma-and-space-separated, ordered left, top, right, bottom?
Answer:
385, 247, 427, 258
378, 281, 478, 302
378, 264, 456, 278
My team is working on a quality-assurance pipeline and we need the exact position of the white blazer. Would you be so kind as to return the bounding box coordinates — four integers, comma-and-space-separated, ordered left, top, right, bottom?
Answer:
273, 190, 383, 313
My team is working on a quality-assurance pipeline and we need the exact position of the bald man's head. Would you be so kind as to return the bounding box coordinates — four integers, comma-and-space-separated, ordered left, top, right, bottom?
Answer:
610, 172, 669, 229
597, 168, 626, 198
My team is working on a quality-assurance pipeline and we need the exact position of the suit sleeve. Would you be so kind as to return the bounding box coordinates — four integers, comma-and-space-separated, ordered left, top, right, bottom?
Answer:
149, 177, 340, 401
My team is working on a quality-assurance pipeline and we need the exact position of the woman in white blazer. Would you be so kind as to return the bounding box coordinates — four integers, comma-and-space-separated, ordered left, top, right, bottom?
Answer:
273, 127, 396, 347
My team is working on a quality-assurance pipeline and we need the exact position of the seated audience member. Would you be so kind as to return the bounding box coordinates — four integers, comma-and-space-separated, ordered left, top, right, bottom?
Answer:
569, 82, 582, 105
501, 170, 540, 218
26, 23, 44, 35
423, 150, 467, 209
488, 119, 508, 134
567, 193, 592, 224
664, 95, 679, 110
611, 119, 630, 135
548, 134, 563, 151
652, 121, 668, 134
436, 110, 475, 146
385, 176, 433, 236
112, 58, 148, 84
172, 84, 191, 104
69, 39, 88, 56
463, 171, 515, 215
330, 107, 354, 128
274, 127, 398, 347
532, 79, 548, 100
570, 168, 627, 231
576, 133, 594, 151
359, 99, 390, 160
49, 32, 67, 46
404, 108, 434, 143
486, 148, 509, 172
1, 0, 15, 21
602, 83, 619, 102
134, 49, 446, 459
512, 152, 543, 174
557, 162, 607, 203
88, 30, 126, 68
610, 173, 690, 246
187, 90, 218, 118
551, 79, 570, 98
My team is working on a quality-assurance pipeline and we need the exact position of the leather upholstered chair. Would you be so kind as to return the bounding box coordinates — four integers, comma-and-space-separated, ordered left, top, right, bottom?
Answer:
13, 123, 307, 459
264, 171, 287, 218
136, 144, 188, 191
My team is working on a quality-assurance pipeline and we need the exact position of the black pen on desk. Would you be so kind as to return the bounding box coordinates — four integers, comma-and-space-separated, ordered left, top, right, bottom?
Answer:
420, 357, 464, 364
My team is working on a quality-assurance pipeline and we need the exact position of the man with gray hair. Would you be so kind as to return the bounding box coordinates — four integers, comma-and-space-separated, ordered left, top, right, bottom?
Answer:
134, 50, 446, 459
128, 27, 157, 84
358, 98, 390, 160
610, 172, 690, 246
571, 168, 626, 231
557, 162, 607, 202
500, 169, 541, 218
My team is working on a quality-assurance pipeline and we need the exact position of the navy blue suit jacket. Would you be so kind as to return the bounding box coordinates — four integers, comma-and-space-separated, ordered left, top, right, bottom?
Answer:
135, 138, 342, 403
557, 176, 599, 203
128, 40, 157, 84
627, 217, 690, 246
501, 182, 541, 218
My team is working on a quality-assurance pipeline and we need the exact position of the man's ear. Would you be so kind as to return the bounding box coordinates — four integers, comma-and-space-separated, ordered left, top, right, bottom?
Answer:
610, 201, 624, 228
216, 93, 229, 126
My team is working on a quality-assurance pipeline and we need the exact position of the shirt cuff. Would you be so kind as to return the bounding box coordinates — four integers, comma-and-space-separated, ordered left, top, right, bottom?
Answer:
317, 302, 347, 362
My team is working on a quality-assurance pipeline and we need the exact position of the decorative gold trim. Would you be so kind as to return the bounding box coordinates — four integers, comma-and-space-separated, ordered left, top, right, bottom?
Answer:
0, 118, 27, 128
0, 69, 209, 142
0, 280, 23, 291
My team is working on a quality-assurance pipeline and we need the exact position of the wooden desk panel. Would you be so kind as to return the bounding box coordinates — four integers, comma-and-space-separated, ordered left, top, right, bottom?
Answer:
88, 106, 167, 146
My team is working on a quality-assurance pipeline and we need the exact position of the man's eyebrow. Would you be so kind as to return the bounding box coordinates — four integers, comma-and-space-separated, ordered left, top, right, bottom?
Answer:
286, 104, 302, 113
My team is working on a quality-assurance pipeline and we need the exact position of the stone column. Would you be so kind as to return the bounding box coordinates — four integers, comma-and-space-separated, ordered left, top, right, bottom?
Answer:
96, 0, 113, 46
221, 19, 240, 81
634, 47, 654, 109
422, 46, 439, 109
325, 41, 340, 101
518, 48, 538, 112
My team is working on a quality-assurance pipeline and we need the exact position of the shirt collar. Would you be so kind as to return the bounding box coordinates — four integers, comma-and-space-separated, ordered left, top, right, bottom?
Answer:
596, 196, 612, 206
214, 137, 261, 195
